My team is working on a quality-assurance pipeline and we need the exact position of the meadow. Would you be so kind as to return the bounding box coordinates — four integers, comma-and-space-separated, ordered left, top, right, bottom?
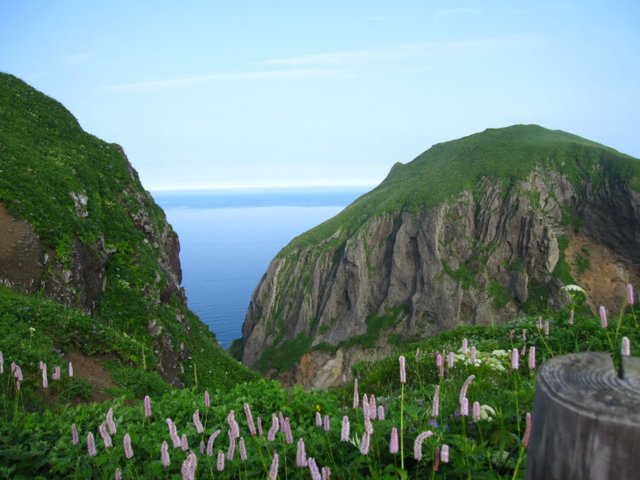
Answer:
1, 285, 637, 479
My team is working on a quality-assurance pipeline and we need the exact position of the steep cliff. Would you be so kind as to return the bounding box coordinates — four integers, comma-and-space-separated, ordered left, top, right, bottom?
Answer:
0, 73, 254, 389
240, 125, 640, 388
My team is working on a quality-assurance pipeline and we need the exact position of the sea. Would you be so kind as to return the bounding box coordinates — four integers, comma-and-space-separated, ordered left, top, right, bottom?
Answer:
153, 187, 368, 349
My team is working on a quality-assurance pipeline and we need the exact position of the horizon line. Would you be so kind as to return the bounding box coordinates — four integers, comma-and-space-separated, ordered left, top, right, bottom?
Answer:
147, 180, 380, 193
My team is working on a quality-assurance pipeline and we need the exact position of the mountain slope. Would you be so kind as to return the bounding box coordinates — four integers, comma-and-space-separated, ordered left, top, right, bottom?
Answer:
240, 125, 640, 388
0, 72, 255, 393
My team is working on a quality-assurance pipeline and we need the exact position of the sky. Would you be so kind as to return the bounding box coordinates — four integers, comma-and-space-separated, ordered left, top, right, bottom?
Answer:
1, 1, 639, 191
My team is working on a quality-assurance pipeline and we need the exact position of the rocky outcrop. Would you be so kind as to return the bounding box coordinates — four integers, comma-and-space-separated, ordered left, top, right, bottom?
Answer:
242, 166, 640, 388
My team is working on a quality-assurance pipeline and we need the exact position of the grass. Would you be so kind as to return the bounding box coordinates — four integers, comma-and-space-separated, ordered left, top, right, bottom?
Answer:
1, 300, 638, 478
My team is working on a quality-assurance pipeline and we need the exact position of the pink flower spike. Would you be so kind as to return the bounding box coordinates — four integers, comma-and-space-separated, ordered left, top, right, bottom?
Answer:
296, 438, 308, 467
308, 458, 321, 480
511, 348, 519, 370
181, 451, 197, 480
432, 385, 440, 418
389, 427, 399, 454
323, 414, 330, 432
414, 430, 434, 461
441, 444, 450, 463
377, 405, 385, 420
269, 450, 279, 480
106, 408, 116, 435
461, 338, 469, 354
244, 403, 257, 436
399, 355, 406, 384
123, 433, 134, 459
143, 395, 152, 417
569, 308, 574, 326
115, 467, 122, 480
599, 305, 608, 328
340, 416, 350, 441
369, 395, 377, 420
459, 375, 475, 402
460, 397, 469, 416
522, 412, 532, 447
160, 441, 170, 467
87, 432, 97, 457
216, 449, 225, 472
71, 423, 79, 446
352, 378, 359, 409
68, 361, 74, 377
180, 433, 188, 452
359, 432, 370, 455
239, 437, 247, 462
206, 430, 220, 456
436, 352, 444, 377
227, 435, 236, 460
529, 347, 536, 370
544, 321, 550, 336
41, 363, 48, 389
99, 422, 113, 448
322, 466, 331, 479
268, 414, 279, 441
447, 351, 455, 369
204, 390, 210, 408
622, 336, 631, 356
193, 409, 204, 434
628, 284, 635, 305
472, 401, 481, 422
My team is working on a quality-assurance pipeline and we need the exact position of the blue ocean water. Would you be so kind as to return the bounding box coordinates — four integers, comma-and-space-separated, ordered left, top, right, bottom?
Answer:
153, 188, 367, 349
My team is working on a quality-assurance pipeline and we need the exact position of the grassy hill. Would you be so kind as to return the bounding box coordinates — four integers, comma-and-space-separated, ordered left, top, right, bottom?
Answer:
282, 124, 640, 255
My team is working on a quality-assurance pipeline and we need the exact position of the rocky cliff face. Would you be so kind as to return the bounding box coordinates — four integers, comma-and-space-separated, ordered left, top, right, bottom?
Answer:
241, 127, 640, 388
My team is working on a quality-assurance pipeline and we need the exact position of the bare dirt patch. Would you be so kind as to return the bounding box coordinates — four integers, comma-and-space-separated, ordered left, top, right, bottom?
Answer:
64, 351, 119, 403
565, 234, 638, 312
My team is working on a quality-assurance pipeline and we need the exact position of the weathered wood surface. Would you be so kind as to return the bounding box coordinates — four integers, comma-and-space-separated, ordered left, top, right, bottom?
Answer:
526, 352, 640, 480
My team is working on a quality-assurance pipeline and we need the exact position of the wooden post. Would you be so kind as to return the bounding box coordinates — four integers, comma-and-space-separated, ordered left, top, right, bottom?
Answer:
526, 352, 640, 479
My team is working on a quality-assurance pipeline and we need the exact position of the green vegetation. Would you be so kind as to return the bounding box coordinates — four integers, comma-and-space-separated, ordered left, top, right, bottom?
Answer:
0, 72, 255, 389
254, 334, 313, 375
489, 280, 512, 310
552, 236, 576, 286
2, 301, 638, 478
574, 244, 591, 275
281, 124, 640, 256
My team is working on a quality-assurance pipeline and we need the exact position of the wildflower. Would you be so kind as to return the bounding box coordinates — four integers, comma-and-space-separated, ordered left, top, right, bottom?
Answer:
315, 411, 322, 427
470, 346, 477, 364
520, 345, 527, 358
522, 412, 532, 447
68, 361, 74, 377
479, 404, 496, 421
341, 416, 350, 441
115, 467, 122, 480
472, 401, 481, 422
353, 378, 359, 409
199, 440, 205, 455
268, 414, 279, 441
389, 427, 399, 454
322, 466, 331, 479
244, 403, 257, 436
622, 336, 631, 356
627, 283, 635, 305
106, 408, 117, 435
369, 395, 377, 420
415, 347, 421, 362
161, 441, 170, 467
71, 423, 79, 446
87, 432, 97, 457
414, 430, 434, 461
378, 405, 385, 420
529, 346, 536, 369
0, 351, 3, 374
399, 355, 406, 384
206, 430, 220, 456
323, 414, 330, 432
461, 338, 469, 354
239, 437, 247, 461
359, 432, 370, 455
52, 366, 61, 380
460, 397, 469, 416
124, 433, 134, 459
283, 418, 293, 444
193, 409, 204, 434
432, 385, 440, 418
544, 321, 550, 336
41, 363, 48, 389
441, 444, 450, 463
436, 352, 444, 377
227, 410, 239, 439
227, 435, 236, 460
181, 433, 188, 451
308, 458, 321, 480
362, 394, 369, 417
143, 395, 152, 417
511, 348, 519, 370
269, 450, 279, 480
599, 305, 608, 328
181, 451, 198, 480
257, 417, 263, 436
204, 390, 210, 408
166, 418, 181, 449
569, 308, 574, 325
99, 422, 113, 449
216, 449, 225, 471
296, 438, 308, 467
459, 374, 475, 402
562, 284, 586, 294
448, 351, 455, 369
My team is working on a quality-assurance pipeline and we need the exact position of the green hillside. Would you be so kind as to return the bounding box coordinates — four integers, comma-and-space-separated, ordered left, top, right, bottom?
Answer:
0, 72, 256, 398
282, 125, 640, 255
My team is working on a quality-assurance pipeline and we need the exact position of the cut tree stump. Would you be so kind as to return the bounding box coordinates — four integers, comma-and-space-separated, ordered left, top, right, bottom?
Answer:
526, 352, 640, 480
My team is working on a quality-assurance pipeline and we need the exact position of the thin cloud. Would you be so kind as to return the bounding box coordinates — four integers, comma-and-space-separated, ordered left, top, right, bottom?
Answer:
104, 68, 344, 92
437, 7, 479, 17
63, 52, 94, 66
267, 37, 538, 67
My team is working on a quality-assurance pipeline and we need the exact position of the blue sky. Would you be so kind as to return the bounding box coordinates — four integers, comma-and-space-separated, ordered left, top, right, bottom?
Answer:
1, 1, 639, 191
